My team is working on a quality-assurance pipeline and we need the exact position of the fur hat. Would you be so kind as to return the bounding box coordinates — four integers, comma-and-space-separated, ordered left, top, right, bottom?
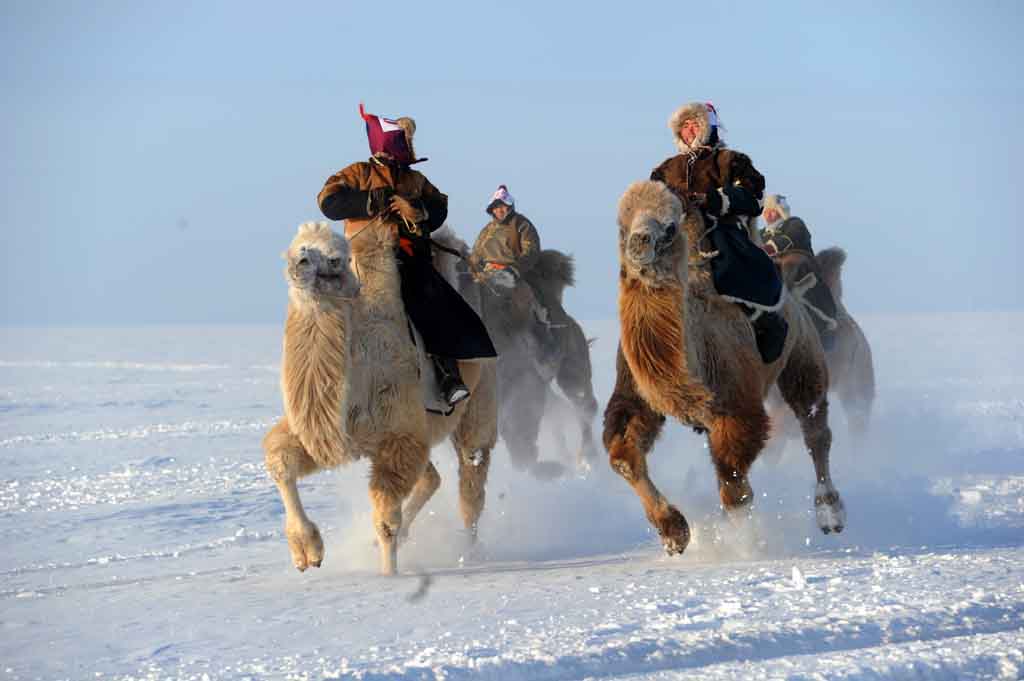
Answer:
359, 103, 425, 165
763, 194, 791, 222
668, 101, 723, 153
486, 184, 515, 214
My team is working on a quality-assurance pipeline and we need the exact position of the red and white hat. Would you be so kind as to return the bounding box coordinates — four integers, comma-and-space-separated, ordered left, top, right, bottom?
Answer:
486, 184, 515, 214
359, 103, 425, 165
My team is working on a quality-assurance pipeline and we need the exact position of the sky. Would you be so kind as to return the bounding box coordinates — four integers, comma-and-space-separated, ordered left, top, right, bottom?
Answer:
2, 1, 1022, 325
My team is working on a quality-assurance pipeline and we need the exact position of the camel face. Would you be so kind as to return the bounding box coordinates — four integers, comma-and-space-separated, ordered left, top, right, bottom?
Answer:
285, 221, 359, 300
617, 181, 686, 286
624, 213, 678, 268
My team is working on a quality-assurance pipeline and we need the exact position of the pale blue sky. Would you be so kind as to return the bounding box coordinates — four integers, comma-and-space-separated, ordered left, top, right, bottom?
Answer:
2, 1, 1021, 324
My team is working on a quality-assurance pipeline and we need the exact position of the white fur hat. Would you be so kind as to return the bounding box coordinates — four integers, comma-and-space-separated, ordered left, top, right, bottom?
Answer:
763, 194, 791, 220
668, 101, 724, 153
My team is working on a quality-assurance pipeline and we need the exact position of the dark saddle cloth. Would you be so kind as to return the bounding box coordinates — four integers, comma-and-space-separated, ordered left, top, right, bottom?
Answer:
397, 252, 498, 361
707, 225, 784, 310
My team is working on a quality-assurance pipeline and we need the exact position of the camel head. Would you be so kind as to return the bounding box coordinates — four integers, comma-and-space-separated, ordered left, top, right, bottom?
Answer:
284, 221, 360, 306
617, 181, 689, 286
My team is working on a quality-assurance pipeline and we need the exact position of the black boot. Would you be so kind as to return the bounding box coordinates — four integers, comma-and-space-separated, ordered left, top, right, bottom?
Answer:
433, 356, 470, 406
751, 310, 788, 364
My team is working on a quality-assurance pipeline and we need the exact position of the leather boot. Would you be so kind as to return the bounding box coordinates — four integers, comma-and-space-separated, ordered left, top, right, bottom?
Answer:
432, 356, 470, 406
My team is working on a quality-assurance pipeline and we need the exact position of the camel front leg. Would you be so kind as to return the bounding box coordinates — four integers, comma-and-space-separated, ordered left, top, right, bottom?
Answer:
604, 379, 685, 554
263, 418, 324, 571
368, 433, 429, 576
398, 460, 441, 543
708, 410, 769, 516
607, 431, 689, 555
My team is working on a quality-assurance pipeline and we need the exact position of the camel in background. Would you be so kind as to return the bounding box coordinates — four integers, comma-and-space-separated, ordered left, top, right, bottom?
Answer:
771, 246, 875, 443
432, 227, 600, 479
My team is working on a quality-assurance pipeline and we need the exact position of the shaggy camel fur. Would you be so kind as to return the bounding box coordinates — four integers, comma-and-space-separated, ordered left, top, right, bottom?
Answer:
434, 227, 600, 478
603, 181, 846, 555
262, 221, 496, 575
769, 246, 876, 444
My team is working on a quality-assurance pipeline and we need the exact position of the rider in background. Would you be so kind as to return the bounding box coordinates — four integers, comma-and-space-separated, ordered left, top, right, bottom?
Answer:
761, 193, 839, 350
471, 185, 560, 364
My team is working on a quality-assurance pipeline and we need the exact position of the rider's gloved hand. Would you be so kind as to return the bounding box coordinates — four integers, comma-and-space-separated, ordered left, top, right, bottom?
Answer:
484, 263, 518, 289
367, 187, 396, 216
390, 195, 423, 223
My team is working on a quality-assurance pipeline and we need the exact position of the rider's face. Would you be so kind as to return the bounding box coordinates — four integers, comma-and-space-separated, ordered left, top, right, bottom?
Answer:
764, 208, 780, 224
491, 204, 511, 221
678, 118, 701, 146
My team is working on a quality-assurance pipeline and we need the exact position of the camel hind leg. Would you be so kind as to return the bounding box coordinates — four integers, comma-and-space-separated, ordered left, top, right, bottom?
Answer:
838, 338, 875, 447
263, 418, 325, 572
398, 460, 441, 543
450, 369, 496, 542
779, 345, 845, 534
456, 447, 491, 542
368, 433, 430, 575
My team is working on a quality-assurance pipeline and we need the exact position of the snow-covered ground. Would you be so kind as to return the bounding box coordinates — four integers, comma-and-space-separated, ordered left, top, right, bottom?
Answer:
2, 313, 1023, 680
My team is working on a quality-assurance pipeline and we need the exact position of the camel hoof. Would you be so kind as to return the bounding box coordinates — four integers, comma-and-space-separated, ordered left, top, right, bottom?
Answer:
657, 506, 690, 556
814, 483, 846, 535
663, 536, 687, 556
286, 520, 324, 572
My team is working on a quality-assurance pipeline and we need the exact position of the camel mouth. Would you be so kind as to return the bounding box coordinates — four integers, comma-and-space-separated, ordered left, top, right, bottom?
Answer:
628, 250, 656, 267
626, 234, 656, 266
315, 270, 360, 298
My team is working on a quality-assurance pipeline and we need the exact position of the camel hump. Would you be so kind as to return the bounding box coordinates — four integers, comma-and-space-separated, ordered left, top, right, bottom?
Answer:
532, 249, 576, 287
815, 246, 847, 300
525, 249, 575, 307
429, 224, 471, 288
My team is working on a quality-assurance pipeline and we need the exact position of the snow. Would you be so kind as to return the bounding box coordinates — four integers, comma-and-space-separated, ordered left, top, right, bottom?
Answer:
1, 313, 1023, 680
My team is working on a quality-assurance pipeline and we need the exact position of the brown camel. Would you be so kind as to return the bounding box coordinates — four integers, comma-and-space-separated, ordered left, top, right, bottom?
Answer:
603, 181, 846, 555
262, 221, 497, 575
433, 227, 600, 478
770, 246, 876, 442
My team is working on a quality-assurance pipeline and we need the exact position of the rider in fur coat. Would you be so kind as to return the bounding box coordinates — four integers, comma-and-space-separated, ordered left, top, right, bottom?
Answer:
650, 101, 787, 363
317, 105, 496, 406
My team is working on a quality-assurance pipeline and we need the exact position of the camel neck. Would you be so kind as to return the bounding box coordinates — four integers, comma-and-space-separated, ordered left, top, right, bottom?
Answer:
349, 238, 404, 315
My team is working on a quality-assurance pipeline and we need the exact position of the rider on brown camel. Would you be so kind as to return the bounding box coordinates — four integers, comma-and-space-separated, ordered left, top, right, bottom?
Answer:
650, 101, 788, 363
317, 104, 497, 407
760, 193, 839, 350
470, 185, 560, 364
